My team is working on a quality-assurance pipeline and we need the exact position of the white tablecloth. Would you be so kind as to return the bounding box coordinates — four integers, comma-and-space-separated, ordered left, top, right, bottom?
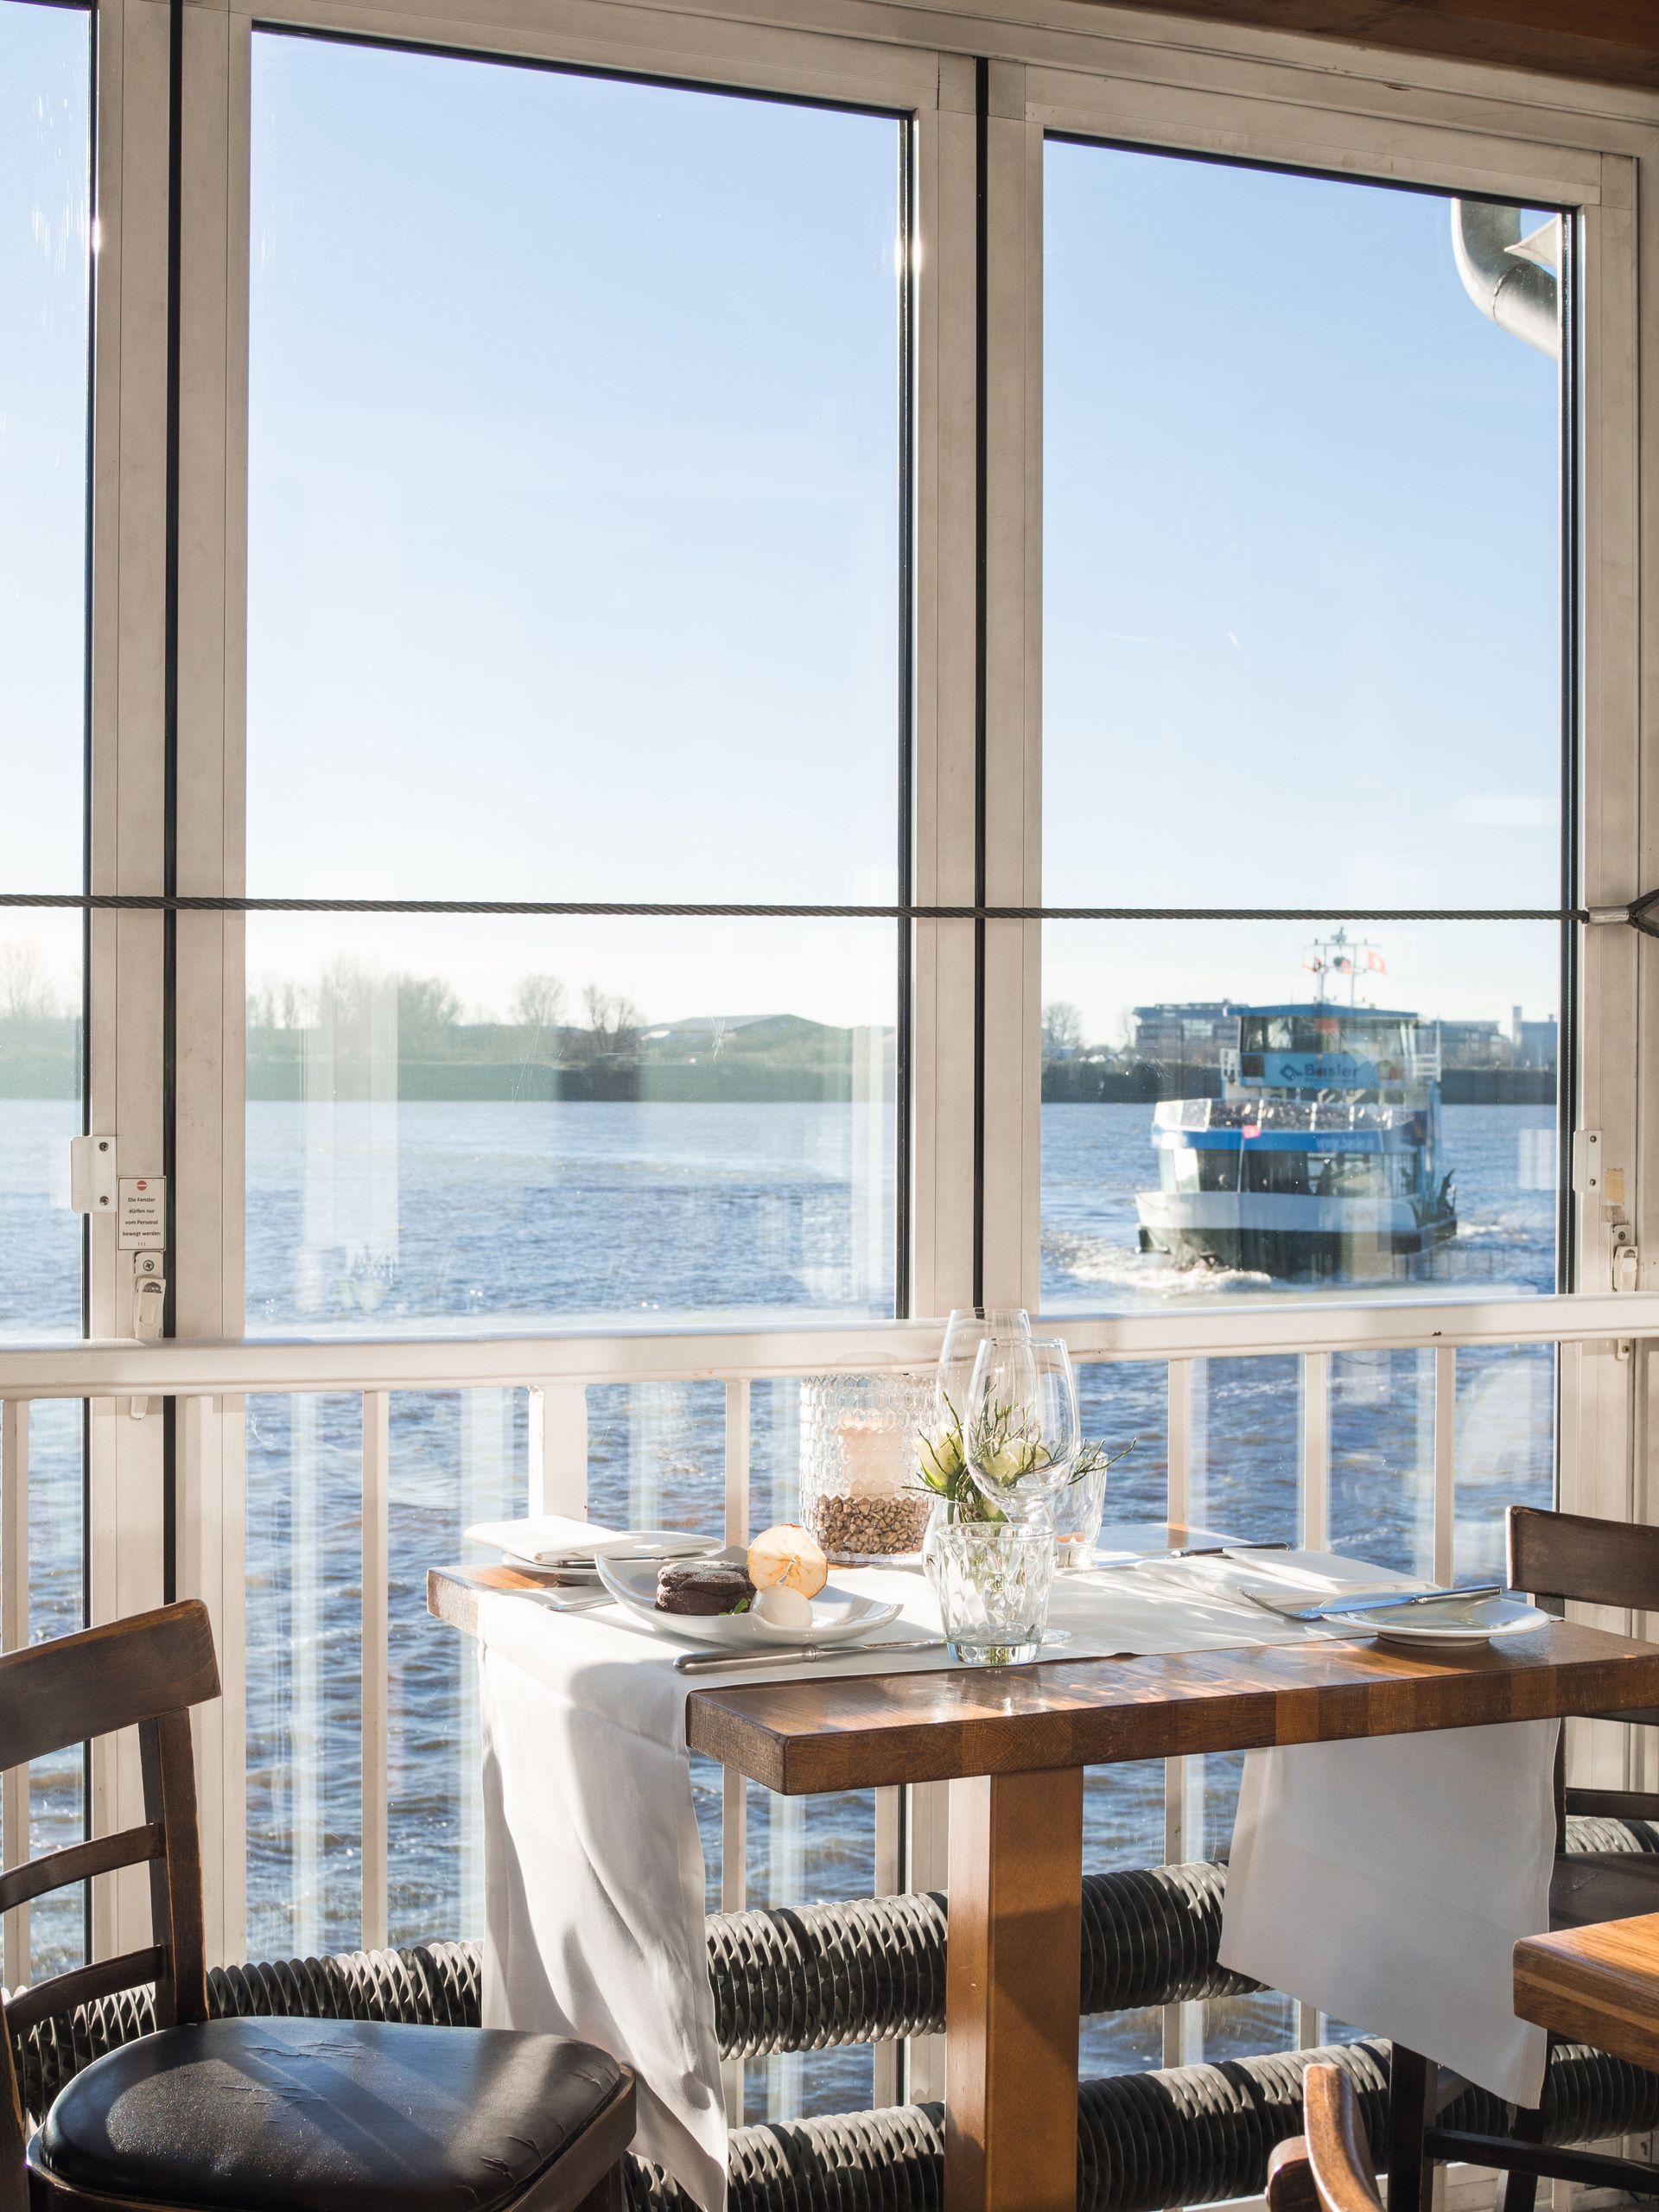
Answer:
474, 1541, 1553, 2209
1219, 1718, 1558, 2103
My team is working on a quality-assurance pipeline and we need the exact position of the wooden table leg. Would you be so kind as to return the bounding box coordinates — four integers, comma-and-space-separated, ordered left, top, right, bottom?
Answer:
944, 1766, 1084, 2212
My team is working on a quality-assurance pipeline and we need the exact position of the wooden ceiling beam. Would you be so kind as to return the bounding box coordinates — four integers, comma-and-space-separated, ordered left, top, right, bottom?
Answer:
1080, 1, 1659, 94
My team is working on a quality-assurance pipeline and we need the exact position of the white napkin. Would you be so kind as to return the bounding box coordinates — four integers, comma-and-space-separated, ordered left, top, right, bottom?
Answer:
465, 1513, 715, 1567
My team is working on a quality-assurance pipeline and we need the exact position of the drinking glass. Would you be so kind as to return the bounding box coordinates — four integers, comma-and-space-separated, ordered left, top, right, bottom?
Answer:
962, 1335, 1082, 1516
925, 1518, 1057, 1665
1051, 1467, 1109, 1570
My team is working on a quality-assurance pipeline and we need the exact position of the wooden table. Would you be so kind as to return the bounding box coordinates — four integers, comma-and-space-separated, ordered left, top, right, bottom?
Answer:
1514, 1910, 1659, 2072
430, 1561, 1659, 2212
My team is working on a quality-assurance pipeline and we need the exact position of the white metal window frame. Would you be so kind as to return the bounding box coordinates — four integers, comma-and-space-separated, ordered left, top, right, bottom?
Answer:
42, 0, 1659, 2050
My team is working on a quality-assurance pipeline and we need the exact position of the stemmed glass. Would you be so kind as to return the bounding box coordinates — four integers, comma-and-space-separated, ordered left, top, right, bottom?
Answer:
962, 1335, 1082, 1518
934, 1307, 1031, 1438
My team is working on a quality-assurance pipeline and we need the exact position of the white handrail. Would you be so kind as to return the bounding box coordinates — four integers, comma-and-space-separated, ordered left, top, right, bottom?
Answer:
0, 1292, 1651, 1398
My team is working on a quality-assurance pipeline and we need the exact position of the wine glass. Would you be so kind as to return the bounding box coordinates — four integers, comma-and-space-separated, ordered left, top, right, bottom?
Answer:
962, 1334, 1081, 1517
934, 1306, 1031, 1438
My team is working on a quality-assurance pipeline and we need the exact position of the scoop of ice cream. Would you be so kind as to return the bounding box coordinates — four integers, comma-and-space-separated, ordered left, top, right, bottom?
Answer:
756, 1582, 813, 1629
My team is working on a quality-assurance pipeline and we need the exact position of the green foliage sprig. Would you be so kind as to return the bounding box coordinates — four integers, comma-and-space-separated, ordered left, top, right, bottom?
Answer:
914, 1395, 1136, 1524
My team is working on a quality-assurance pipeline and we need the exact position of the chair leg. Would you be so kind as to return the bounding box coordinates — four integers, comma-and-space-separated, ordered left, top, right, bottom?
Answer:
574, 2164, 627, 2212
1389, 2045, 1434, 2212
1492, 2101, 1546, 2212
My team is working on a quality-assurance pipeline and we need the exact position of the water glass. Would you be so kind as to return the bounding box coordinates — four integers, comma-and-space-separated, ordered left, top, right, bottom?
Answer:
1051, 1468, 1109, 1570
925, 1518, 1056, 1665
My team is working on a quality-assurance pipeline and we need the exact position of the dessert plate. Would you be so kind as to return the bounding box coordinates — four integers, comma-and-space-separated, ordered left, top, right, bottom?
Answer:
595, 1543, 903, 1651
1326, 1592, 1550, 1648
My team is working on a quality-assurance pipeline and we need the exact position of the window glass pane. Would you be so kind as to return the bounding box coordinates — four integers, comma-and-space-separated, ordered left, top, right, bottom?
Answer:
0, 0, 90, 894
246, 916, 896, 1331
1041, 920, 1556, 1307
0, 913, 83, 1339
0, 3, 90, 1974
389, 1389, 521, 1948
1329, 1348, 1435, 1579
1044, 141, 1561, 911
245, 1392, 363, 1960
1455, 1344, 1554, 1580
247, 33, 903, 903
27, 1397, 86, 1977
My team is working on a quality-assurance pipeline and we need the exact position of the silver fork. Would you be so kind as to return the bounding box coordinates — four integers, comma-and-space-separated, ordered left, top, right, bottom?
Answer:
1239, 1582, 1504, 1624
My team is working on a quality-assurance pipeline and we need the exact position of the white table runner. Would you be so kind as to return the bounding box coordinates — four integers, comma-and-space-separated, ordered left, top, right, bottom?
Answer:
474, 1539, 1553, 2211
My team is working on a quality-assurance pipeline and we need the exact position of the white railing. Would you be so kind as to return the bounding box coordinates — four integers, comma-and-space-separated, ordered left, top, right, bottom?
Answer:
1, 1290, 1655, 2104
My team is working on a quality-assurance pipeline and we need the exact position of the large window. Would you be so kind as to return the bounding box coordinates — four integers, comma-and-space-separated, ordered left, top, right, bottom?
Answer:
1041, 136, 1570, 2073
1042, 143, 1565, 1313
0, 0, 91, 1978
3, 0, 1653, 2133
242, 29, 908, 2117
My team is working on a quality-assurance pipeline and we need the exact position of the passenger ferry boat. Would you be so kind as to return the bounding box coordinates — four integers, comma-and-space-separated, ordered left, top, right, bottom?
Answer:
1134, 936, 1458, 1278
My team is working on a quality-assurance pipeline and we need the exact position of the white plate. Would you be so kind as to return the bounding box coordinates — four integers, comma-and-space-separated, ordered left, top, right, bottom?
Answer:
595, 1544, 903, 1651
1331, 1593, 1551, 1648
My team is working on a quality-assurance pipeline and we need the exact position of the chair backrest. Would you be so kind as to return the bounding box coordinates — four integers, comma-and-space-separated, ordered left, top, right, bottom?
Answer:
1266, 2066, 1382, 2212
0, 1600, 220, 2212
1509, 1505, 1659, 1615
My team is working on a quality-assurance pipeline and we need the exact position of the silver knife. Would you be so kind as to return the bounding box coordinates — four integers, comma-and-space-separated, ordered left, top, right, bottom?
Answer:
674, 1638, 950, 1675
1125, 1540, 1292, 1571
1244, 1582, 1506, 1624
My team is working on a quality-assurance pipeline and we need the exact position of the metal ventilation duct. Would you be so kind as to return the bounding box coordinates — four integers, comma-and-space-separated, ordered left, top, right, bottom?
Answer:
1451, 200, 1560, 357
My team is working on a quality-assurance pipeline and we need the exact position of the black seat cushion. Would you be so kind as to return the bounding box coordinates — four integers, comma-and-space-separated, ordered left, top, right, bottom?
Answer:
1551, 1849, 1659, 1933
37, 2016, 626, 2212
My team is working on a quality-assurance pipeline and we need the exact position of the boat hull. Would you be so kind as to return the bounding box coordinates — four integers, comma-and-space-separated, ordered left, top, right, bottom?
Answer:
1135, 1192, 1456, 1277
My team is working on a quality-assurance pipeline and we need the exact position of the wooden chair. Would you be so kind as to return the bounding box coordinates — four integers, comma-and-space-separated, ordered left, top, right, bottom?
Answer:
1266, 2066, 1382, 2212
1390, 1504, 1659, 2212
1, 1601, 635, 2212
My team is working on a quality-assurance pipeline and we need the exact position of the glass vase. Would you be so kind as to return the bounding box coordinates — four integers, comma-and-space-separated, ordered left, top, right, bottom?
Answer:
924, 1516, 1055, 1665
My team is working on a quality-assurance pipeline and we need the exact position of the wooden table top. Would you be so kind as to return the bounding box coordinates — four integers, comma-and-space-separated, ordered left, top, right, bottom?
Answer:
1514, 1911, 1659, 2073
429, 1560, 1659, 1796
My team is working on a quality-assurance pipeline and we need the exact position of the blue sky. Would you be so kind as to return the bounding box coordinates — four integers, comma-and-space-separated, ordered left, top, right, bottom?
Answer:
2, 10, 1563, 1040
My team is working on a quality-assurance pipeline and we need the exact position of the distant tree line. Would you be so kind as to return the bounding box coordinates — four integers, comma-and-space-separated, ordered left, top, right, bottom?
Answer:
243, 964, 893, 1104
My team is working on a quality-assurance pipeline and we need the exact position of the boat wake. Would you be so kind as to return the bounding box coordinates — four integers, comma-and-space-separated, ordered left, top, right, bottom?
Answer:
1043, 1228, 1273, 1300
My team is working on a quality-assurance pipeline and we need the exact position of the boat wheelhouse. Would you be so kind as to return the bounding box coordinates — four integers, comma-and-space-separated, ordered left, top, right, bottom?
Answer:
1135, 951, 1457, 1279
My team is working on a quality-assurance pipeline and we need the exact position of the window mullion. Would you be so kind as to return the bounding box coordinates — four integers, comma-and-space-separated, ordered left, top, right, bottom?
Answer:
907, 64, 981, 1321
168, 0, 251, 1969
978, 63, 1041, 1314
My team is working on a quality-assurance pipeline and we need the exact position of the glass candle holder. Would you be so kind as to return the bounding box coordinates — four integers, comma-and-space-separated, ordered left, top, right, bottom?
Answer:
924, 1517, 1055, 1665
799, 1372, 935, 1564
